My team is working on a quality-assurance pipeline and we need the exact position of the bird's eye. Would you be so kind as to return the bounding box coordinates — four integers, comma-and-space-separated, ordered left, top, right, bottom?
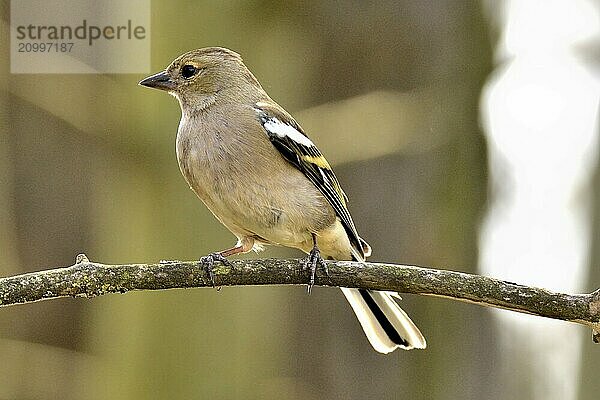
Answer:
181, 65, 198, 79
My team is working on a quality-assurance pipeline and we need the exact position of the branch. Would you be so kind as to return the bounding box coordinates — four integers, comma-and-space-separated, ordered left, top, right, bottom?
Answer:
1, 254, 599, 342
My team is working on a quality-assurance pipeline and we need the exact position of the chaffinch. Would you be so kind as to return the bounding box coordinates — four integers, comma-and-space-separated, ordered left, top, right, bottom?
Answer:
139, 47, 425, 353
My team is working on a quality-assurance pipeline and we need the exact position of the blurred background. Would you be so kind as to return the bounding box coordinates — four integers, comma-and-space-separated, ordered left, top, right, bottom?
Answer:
1, 0, 599, 399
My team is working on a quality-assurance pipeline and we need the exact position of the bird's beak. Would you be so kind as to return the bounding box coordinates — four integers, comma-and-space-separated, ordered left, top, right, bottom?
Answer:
139, 71, 176, 91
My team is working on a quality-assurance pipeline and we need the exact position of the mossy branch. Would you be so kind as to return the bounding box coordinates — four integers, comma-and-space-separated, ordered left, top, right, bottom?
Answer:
1, 253, 599, 342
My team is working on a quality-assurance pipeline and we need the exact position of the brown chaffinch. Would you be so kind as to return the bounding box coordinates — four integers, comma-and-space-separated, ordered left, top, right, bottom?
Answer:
139, 47, 425, 353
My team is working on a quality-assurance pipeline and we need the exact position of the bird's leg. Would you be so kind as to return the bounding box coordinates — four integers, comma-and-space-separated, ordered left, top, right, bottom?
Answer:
200, 247, 239, 288
200, 251, 232, 288
200, 238, 254, 287
304, 233, 327, 294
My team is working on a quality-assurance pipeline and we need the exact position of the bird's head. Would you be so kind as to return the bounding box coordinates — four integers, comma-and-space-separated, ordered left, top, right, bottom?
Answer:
139, 47, 262, 112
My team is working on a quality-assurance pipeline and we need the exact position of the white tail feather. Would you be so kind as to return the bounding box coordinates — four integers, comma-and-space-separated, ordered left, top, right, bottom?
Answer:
340, 288, 426, 353
344, 238, 424, 352
368, 290, 426, 349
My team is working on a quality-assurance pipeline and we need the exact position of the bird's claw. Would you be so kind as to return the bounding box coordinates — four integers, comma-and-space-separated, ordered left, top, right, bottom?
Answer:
304, 247, 327, 294
199, 253, 231, 288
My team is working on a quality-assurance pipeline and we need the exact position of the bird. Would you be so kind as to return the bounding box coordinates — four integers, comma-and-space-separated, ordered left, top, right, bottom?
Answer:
139, 47, 426, 353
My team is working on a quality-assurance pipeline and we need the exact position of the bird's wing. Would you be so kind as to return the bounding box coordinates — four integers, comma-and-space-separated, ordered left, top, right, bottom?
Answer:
253, 101, 364, 258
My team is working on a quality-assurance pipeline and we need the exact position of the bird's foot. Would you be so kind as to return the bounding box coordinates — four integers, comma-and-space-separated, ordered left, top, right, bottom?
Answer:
303, 246, 327, 294
199, 253, 231, 288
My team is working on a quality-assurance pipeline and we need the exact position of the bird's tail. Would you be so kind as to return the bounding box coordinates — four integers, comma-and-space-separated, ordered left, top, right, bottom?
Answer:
342, 242, 426, 353
340, 288, 426, 353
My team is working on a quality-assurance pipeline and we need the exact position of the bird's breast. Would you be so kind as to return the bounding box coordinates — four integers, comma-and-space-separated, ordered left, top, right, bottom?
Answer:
175, 111, 337, 249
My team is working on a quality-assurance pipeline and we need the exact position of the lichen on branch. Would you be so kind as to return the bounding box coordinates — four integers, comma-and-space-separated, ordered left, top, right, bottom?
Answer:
1, 253, 599, 342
